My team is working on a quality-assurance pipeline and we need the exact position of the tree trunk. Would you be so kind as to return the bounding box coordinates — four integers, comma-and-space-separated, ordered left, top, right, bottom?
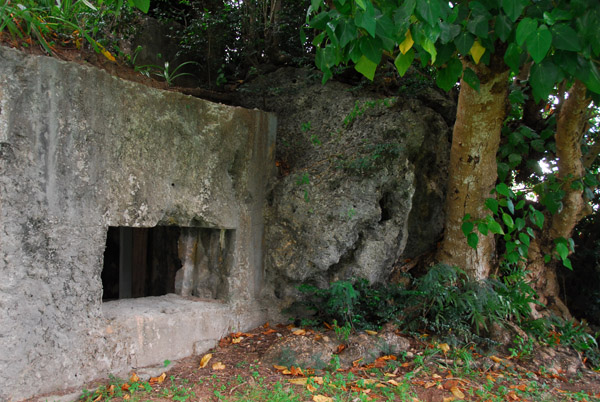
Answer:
527, 80, 592, 318
436, 60, 509, 280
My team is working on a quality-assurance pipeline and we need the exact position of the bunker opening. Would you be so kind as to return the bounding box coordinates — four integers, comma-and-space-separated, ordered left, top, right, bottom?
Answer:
102, 226, 234, 301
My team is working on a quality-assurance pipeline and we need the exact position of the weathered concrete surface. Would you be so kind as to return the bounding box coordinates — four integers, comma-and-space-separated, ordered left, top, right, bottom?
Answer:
237, 67, 452, 313
0, 46, 275, 401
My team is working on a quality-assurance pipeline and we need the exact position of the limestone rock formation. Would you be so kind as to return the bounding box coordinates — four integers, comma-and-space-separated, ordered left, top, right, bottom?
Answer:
236, 67, 454, 311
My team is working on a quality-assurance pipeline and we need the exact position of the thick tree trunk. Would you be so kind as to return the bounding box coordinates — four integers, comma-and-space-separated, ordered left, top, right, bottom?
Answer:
436, 61, 510, 279
528, 80, 592, 318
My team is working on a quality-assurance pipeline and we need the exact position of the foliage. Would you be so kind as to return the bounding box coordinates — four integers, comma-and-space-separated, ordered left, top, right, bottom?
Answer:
0, 0, 147, 57
305, 0, 600, 103
137, 59, 199, 86
296, 265, 537, 343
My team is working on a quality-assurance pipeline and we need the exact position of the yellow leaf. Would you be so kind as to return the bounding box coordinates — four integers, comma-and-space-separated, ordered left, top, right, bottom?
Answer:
469, 40, 486, 64
442, 398, 455, 402
387, 379, 400, 386
289, 378, 308, 385
365, 330, 378, 335
432, 374, 442, 379
399, 30, 414, 55
293, 329, 306, 335
212, 362, 226, 370
92, 394, 102, 402
307, 384, 317, 392
451, 386, 465, 399
438, 343, 450, 353
273, 365, 287, 371
232, 337, 243, 344
313, 395, 334, 402
424, 381, 437, 388
123, 394, 130, 401
199, 353, 213, 368
129, 372, 139, 383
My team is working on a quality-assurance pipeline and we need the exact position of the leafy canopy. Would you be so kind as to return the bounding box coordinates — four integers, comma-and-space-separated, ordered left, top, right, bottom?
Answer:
305, 0, 600, 100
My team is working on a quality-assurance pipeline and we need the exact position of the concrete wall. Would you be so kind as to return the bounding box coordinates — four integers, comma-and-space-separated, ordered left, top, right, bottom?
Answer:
0, 46, 276, 401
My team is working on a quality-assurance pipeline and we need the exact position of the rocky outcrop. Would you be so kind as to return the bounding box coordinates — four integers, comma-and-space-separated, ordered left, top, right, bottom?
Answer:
237, 67, 454, 311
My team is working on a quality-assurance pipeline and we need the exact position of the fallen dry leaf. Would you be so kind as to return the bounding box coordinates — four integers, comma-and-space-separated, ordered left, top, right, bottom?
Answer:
262, 329, 277, 335
290, 366, 304, 376
149, 373, 166, 384
335, 344, 346, 354
352, 358, 363, 367
313, 395, 334, 402
288, 378, 308, 385
365, 330, 378, 335
312, 376, 324, 385
424, 381, 437, 389
432, 373, 443, 379
273, 364, 287, 371
122, 394, 130, 401
129, 372, 139, 383
282, 369, 292, 375
199, 353, 213, 369
293, 329, 306, 335
307, 383, 317, 392
231, 337, 243, 344
378, 355, 397, 361
212, 362, 226, 370
490, 355, 503, 363
442, 397, 455, 402
92, 394, 102, 402
450, 386, 465, 399
443, 380, 459, 390
387, 379, 400, 386
121, 383, 130, 391
438, 343, 450, 353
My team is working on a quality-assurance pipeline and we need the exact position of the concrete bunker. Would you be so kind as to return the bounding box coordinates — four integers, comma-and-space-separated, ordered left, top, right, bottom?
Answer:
0, 46, 276, 401
102, 226, 233, 301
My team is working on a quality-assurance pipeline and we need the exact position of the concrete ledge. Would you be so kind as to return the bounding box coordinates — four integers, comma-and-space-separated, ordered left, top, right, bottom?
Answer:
102, 294, 267, 371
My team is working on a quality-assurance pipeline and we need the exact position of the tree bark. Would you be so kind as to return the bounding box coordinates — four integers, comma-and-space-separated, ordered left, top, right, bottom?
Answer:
527, 80, 592, 318
436, 60, 510, 280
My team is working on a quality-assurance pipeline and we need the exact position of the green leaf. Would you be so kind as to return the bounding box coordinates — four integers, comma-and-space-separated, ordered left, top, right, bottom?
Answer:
515, 200, 526, 210
495, 13, 512, 42
462, 67, 480, 91
359, 36, 383, 64
421, 37, 438, 64
485, 198, 499, 214
501, 0, 527, 22
488, 220, 504, 234
467, 14, 489, 38
526, 25, 552, 64
544, 254, 552, 263
532, 209, 544, 229
502, 213, 514, 228
518, 233, 530, 246
462, 221, 474, 237
355, 4, 376, 37
439, 21, 461, 44
496, 183, 510, 197
417, 0, 443, 26
527, 227, 535, 238
551, 24, 581, 51
504, 42, 522, 73
355, 55, 377, 80
556, 242, 569, 260
455, 31, 475, 54
436, 58, 463, 91
530, 60, 558, 102
467, 232, 479, 249
355, 0, 366, 10
515, 217, 526, 231
478, 222, 489, 236
394, 49, 415, 76
311, 0, 323, 11
337, 21, 358, 48
508, 153, 522, 168
562, 257, 573, 270
506, 198, 515, 214
516, 17, 537, 46
497, 162, 510, 181
132, 0, 149, 13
